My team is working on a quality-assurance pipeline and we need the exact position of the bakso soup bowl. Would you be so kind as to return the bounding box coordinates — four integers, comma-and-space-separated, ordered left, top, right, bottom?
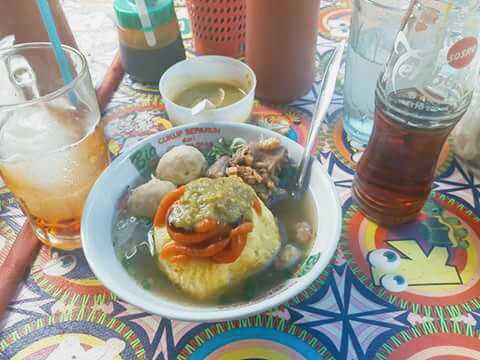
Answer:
82, 122, 342, 322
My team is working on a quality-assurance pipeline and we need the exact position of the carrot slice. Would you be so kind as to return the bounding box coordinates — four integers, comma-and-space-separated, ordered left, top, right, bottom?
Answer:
154, 185, 254, 264
194, 219, 219, 233
167, 221, 231, 245
153, 186, 185, 227
253, 197, 262, 215
210, 223, 253, 263
230, 222, 253, 237
165, 222, 252, 263
212, 234, 248, 264
166, 224, 211, 244
161, 238, 230, 258
169, 255, 189, 263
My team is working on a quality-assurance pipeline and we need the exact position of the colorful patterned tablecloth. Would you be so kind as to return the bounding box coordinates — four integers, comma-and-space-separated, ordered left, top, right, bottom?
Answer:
2, 1, 480, 359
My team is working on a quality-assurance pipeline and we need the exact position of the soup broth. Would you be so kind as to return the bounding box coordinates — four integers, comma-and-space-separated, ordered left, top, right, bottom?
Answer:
172, 82, 247, 109
113, 191, 316, 306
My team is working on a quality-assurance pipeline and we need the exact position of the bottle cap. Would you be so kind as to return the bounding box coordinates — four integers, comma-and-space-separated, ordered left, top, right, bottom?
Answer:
114, 0, 175, 30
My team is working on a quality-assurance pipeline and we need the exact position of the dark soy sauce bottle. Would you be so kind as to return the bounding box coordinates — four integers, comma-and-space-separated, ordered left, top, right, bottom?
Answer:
114, 0, 186, 83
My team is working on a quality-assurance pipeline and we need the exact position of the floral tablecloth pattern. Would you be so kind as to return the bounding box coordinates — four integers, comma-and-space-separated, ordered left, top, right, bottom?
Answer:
1, 1, 480, 359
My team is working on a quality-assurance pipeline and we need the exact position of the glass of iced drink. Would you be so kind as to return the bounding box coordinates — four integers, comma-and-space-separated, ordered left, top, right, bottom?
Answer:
0, 43, 108, 249
343, 0, 409, 146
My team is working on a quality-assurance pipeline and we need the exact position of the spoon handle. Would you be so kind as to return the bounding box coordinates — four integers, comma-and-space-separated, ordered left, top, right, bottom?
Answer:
296, 41, 346, 194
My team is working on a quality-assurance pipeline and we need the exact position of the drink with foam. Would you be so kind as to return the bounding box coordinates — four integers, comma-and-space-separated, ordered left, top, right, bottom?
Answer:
0, 44, 108, 249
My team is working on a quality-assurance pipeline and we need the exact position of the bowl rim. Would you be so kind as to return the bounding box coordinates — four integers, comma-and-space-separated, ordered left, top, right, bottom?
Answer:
82, 122, 342, 321
158, 55, 257, 113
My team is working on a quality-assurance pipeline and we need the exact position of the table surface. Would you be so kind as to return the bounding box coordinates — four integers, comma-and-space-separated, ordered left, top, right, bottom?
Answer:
2, 0, 480, 359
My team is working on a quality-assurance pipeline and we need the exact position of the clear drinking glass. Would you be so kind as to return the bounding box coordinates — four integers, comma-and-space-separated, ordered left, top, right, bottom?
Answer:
343, 0, 409, 146
0, 43, 109, 249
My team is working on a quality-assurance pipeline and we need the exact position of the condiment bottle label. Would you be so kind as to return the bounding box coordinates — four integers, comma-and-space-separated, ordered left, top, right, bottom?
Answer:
447, 37, 478, 69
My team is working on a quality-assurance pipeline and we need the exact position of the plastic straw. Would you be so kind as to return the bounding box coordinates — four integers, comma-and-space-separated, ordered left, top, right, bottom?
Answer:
135, 0, 157, 47
36, 0, 75, 89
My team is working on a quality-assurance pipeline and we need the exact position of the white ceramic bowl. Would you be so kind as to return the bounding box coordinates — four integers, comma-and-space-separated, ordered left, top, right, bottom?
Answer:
159, 56, 256, 125
82, 123, 341, 322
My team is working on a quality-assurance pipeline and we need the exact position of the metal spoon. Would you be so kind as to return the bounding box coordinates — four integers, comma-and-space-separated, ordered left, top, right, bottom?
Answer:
267, 41, 345, 208
292, 41, 346, 199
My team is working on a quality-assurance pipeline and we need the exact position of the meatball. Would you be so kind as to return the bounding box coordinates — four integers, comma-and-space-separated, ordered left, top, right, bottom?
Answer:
155, 145, 207, 185
127, 178, 176, 218
295, 221, 313, 246
274, 244, 303, 270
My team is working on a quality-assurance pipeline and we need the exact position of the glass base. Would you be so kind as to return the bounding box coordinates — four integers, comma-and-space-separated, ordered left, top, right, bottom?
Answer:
33, 224, 82, 250
343, 112, 373, 146
352, 178, 424, 226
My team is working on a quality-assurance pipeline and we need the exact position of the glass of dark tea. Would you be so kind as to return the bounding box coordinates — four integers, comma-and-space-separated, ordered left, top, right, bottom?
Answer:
353, 0, 480, 225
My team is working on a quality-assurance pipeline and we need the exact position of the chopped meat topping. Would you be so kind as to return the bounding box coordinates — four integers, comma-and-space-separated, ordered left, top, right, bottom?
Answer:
257, 137, 281, 151
227, 137, 288, 201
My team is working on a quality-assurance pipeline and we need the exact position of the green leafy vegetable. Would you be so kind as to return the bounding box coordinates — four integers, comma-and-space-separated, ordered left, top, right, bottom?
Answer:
205, 137, 247, 165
